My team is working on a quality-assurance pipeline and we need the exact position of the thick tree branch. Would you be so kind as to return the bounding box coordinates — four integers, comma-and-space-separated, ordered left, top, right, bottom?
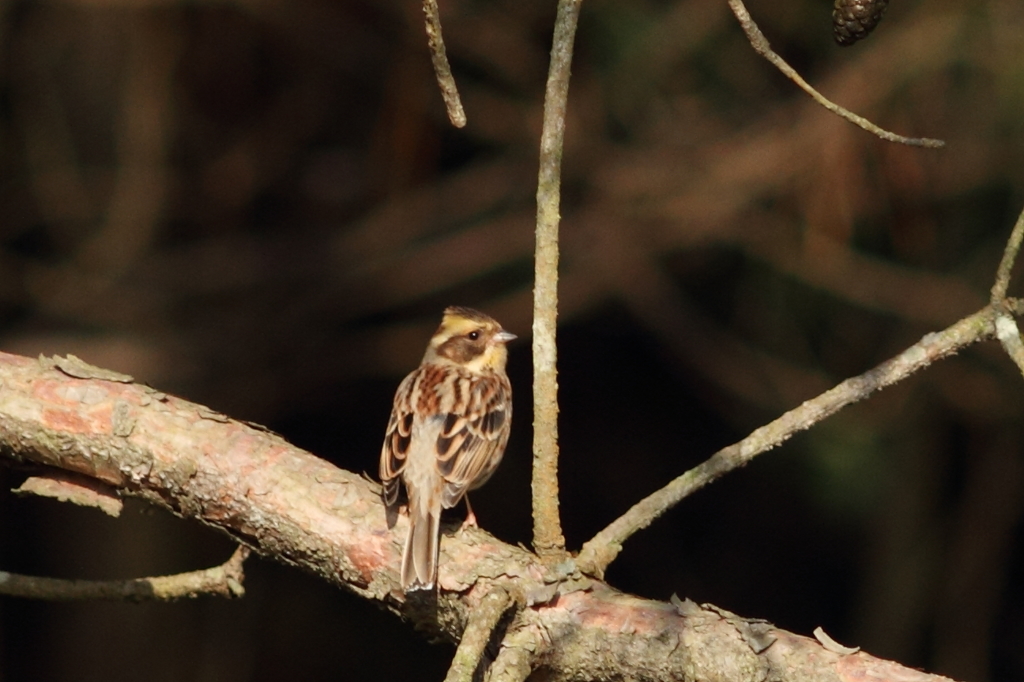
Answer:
0, 350, 966, 681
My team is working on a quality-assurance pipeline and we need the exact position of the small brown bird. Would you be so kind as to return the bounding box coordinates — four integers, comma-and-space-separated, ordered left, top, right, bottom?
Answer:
379, 306, 515, 591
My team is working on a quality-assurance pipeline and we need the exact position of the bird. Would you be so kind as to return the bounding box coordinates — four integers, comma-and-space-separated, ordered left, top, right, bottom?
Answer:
379, 306, 515, 591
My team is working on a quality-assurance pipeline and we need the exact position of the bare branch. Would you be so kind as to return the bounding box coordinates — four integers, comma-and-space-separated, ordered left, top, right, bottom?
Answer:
727, 0, 944, 148
486, 623, 541, 682
990, 207, 1024, 376
531, 0, 581, 560
443, 587, 515, 682
576, 302, 1023, 577
0, 546, 249, 601
991, 204, 1024, 304
423, 0, 467, 128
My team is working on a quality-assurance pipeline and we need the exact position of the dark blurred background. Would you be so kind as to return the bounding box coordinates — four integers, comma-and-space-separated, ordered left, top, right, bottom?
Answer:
2, 0, 1024, 679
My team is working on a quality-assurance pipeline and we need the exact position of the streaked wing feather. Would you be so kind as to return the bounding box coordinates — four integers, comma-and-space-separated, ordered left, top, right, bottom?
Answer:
379, 374, 418, 507
436, 376, 511, 507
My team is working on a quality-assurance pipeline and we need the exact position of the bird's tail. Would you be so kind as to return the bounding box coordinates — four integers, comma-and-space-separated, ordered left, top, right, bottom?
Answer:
401, 492, 441, 591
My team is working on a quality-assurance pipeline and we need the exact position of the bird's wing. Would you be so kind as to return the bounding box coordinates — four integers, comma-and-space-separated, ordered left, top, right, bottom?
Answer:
379, 372, 418, 507
436, 374, 511, 508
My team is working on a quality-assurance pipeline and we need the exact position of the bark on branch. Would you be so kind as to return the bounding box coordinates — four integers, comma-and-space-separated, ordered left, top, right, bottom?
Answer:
530, 0, 579, 562
0, 351, 961, 681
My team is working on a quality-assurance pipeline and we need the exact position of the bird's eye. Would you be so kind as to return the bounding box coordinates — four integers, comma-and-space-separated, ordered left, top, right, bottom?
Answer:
468, 330, 480, 341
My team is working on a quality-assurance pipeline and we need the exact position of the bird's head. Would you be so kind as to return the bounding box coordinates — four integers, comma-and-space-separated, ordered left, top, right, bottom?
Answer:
424, 306, 516, 372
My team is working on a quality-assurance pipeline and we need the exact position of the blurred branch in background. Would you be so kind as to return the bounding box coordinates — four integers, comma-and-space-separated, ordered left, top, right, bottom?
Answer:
2, 0, 1024, 680
422, 0, 467, 127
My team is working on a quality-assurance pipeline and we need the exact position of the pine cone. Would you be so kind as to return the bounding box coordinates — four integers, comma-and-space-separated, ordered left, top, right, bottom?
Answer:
832, 0, 890, 46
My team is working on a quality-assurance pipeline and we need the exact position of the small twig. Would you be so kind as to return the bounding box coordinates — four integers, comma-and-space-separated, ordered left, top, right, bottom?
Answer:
443, 587, 515, 682
727, 0, 944, 148
991, 204, 1024, 303
577, 304, 1018, 577
990, 205, 1024, 376
486, 622, 542, 682
423, 0, 467, 128
531, 0, 581, 561
994, 315, 1024, 378
0, 546, 250, 601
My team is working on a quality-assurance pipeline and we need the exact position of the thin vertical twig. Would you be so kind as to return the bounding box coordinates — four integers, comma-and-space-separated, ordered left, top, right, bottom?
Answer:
991, 205, 1024, 304
991, 206, 1024, 376
423, 0, 467, 128
531, 0, 582, 560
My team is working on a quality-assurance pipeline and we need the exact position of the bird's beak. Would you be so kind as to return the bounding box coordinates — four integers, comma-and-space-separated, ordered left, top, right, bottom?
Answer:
493, 330, 517, 344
